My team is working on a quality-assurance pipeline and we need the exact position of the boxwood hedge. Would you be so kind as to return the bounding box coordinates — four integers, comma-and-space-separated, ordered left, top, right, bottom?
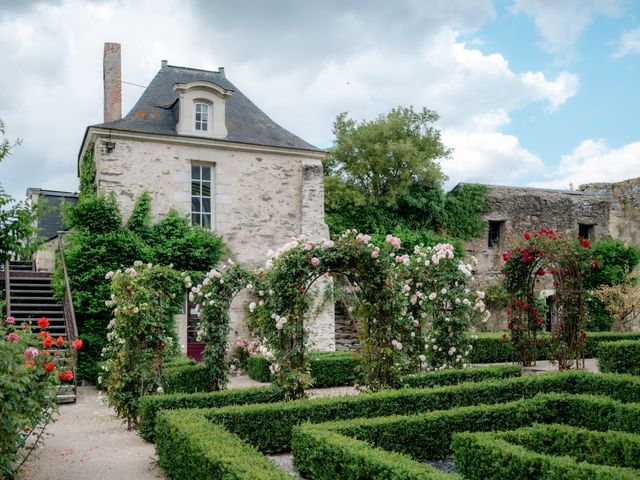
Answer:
293, 394, 640, 479
401, 365, 521, 388
598, 340, 640, 376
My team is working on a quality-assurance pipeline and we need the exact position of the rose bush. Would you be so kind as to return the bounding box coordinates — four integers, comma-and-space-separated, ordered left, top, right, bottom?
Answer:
1, 316, 82, 478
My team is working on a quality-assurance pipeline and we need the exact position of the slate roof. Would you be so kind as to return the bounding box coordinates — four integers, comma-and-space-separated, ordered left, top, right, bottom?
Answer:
92, 64, 322, 152
28, 190, 78, 240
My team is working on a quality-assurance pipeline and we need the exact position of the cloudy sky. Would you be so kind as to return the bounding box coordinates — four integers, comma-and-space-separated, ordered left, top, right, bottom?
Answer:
1, 0, 639, 200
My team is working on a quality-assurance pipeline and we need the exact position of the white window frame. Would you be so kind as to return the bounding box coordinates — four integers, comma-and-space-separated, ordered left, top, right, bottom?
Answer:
194, 102, 209, 132
191, 164, 213, 229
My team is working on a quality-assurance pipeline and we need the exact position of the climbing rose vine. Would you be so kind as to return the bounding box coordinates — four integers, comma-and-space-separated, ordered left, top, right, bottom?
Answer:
502, 229, 596, 368
188, 262, 255, 390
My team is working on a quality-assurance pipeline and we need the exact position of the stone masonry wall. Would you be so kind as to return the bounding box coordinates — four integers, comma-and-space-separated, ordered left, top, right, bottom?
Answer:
92, 135, 334, 351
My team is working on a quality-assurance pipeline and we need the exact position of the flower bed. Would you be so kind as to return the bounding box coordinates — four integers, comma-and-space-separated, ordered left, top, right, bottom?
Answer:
453, 424, 640, 479
293, 393, 640, 479
598, 340, 640, 376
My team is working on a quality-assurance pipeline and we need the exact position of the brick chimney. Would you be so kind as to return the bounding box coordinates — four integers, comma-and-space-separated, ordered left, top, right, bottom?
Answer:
103, 42, 122, 123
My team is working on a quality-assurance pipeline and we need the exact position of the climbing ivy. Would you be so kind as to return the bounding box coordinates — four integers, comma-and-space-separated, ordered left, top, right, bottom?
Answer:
79, 145, 96, 199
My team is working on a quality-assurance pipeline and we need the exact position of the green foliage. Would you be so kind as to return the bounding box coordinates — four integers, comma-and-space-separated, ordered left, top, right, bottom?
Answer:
161, 364, 211, 394
155, 410, 290, 480
202, 371, 640, 454
126, 192, 152, 240
442, 184, 490, 240
585, 239, 640, 331
293, 426, 455, 480
101, 263, 184, 429
188, 264, 254, 391
246, 355, 272, 382
79, 145, 96, 198
598, 340, 640, 375
453, 424, 640, 479
323, 107, 488, 243
138, 386, 285, 442
401, 365, 522, 388
1, 320, 59, 478
151, 210, 225, 274
468, 331, 640, 363
0, 119, 42, 264
60, 176, 225, 381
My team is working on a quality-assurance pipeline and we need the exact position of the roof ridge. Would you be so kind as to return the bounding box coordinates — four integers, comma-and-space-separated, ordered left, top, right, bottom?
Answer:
165, 64, 224, 75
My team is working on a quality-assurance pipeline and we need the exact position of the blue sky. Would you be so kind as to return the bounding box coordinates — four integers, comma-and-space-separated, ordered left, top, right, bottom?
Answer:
1, 0, 639, 199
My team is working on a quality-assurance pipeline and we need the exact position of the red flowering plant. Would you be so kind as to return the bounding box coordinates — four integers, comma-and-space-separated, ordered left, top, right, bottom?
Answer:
0, 315, 81, 477
502, 229, 597, 368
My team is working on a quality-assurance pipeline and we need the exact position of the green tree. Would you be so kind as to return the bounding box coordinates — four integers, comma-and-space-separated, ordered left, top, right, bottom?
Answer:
324, 107, 488, 242
0, 119, 41, 266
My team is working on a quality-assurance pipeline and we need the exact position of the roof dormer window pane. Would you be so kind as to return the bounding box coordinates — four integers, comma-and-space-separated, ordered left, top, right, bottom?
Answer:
195, 103, 209, 131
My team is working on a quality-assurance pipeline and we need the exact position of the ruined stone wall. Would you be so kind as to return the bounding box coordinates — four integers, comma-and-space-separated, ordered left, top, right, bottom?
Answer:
92, 135, 334, 350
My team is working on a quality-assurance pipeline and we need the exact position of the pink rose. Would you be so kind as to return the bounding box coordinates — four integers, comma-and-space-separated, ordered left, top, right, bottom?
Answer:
23, 347, 39, 359
6, 316, 15, 324
6, 332, 19, 343
371, 250, 379, 259
311, 257, 320, 266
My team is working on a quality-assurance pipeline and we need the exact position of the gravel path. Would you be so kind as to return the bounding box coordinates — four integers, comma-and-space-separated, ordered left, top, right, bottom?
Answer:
22, 386, 165, 480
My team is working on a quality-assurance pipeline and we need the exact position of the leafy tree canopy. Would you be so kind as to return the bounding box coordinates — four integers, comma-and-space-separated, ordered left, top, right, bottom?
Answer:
324, 106, 488, 243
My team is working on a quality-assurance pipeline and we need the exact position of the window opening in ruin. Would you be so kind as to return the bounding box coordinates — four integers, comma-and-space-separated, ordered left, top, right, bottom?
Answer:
488, 220, 503, 248
578, 223, 594, 240
195, 102, 209, 131
191, 164, 212, 228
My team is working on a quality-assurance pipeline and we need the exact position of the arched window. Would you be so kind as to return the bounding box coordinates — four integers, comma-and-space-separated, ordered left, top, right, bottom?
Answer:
195, 102, 209, 132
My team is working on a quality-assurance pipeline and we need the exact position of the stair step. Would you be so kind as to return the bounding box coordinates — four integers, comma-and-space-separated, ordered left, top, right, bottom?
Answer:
10, 289, 54, 295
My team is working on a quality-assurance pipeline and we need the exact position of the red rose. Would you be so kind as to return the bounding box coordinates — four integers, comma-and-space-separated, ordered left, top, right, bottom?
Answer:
539, 250, 545, 257
43, 336, 53, 348
45, 362, 55, 372
56, 336, 65, 347
58, 370, 73, 381
506, 307, 511, 317
38, 330, 48, 338
515, 300, 523, 307
536, 317, 543, 326
38, 317, 49, 329
532, 309, 539, 315
71, 338, 83, 350
524, 305, 530, 311
581, 239, 591, 248
507, 322, 513, 329
524, 233, 531, 240
592, 259, 599, 268
537, 268, 545, 276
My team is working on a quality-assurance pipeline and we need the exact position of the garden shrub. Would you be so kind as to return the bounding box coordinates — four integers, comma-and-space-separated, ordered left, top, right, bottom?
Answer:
202, 371, 640, 453
247, 355, 272, 382
162, 364, 210, 394
400, 364, 521, 388
453, 425, 640, 479
164, 356, 197, 368
138, 386, 285, 441
468, 331, 640, 363
247, 352, 361, 387
599, 340, 640, 375
155, 409, 289, 480
293, 394, 640, 479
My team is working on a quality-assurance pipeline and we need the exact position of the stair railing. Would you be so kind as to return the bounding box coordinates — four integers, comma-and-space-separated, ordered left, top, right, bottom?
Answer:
57, 233, 78, 341
3, 260, 11, 317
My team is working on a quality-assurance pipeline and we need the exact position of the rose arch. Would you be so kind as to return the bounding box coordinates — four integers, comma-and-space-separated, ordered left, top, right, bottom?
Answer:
502, 229, 597, 368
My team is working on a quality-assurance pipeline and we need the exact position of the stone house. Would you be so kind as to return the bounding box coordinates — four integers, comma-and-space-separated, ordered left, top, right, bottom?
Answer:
76, 43, 332, 356
464, 178, 640, 329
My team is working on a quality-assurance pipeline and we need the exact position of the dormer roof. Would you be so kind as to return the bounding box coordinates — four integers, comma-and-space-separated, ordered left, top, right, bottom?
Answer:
91, 64, 321, 152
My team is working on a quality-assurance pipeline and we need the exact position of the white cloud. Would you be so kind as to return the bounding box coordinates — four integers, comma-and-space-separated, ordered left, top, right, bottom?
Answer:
510, 0, 623, 56
531, 139, 640, 189
0, 0, 580, 200
614, 26, 640, 58
442, 130, 546, 189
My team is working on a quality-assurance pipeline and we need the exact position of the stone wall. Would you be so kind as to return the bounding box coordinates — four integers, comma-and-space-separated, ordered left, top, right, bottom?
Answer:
92, 134, 334, 351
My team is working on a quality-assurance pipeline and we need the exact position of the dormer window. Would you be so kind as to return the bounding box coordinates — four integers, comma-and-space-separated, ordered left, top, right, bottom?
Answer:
173, 80, 233, 139
195, 103, 209, 132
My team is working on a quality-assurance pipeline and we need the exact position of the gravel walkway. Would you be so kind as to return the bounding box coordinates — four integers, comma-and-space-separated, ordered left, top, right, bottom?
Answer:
22, 386, 165, 480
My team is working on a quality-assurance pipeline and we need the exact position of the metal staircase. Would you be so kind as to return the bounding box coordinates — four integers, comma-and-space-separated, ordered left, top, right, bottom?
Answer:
3, 258, 78, 403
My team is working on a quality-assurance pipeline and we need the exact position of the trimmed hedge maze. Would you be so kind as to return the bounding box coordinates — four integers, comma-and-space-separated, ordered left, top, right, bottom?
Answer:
152, 371, 640, 479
